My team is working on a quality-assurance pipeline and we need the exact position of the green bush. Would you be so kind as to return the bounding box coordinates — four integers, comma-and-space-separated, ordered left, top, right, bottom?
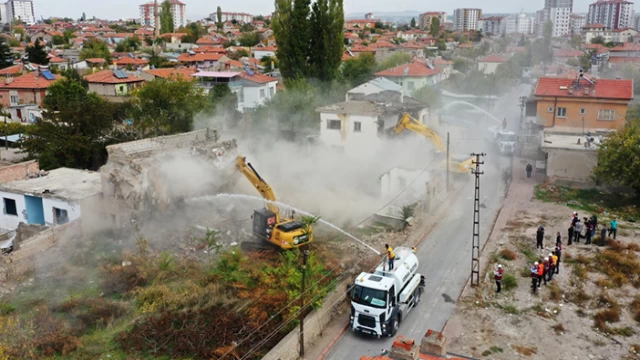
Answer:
503, 273, 518, 291
0, 301, 15, 315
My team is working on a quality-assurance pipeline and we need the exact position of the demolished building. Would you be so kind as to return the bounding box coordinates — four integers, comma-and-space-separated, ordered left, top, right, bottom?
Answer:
100, 129, 238, 229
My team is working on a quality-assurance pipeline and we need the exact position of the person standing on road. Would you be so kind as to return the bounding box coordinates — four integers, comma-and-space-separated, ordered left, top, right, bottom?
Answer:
592, 214, 598, 238
574, 218, 583, 243
526, 163, 533, 178
551, 252, 559, 278
571, 212, 579, 227
548, 253, 556, 281
585, 219, 593, 245
531, 262, 539, 294
600, 224, 608, 246
556, 232, 561, 246
555, 246, 562, 274
609, 218, 618, 239
568, 226, 574, 246
494, 264, 504, 293
538, 259, 546, 287
385, 244, 395, 270
536, 225, 545, 249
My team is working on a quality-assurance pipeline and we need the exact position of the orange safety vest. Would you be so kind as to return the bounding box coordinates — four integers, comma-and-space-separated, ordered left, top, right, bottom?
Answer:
538, 263, 544, 276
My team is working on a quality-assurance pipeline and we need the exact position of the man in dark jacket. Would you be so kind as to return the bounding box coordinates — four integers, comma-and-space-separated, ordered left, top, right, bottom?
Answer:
536, 225, 545, 249
600, 225, 608, 246
526, 163, 533, 178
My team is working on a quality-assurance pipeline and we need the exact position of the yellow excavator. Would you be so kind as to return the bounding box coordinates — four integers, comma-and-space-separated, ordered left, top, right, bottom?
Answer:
235, 156, 312, 250
393, 113, 474, 174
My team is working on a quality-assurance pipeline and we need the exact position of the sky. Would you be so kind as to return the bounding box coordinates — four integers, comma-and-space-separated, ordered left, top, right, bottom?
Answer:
35, 0, 595, 22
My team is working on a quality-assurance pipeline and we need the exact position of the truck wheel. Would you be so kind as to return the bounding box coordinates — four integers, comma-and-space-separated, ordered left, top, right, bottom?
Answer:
390, 315, 399, 337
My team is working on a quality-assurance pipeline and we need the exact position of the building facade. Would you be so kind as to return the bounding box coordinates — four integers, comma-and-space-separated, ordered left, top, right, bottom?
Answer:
209, 12, 253, 23
570, 14, 586, 34
453, 8, 482, 32
537, 0, 573, 37
478, 16, 506, 36
5, 0, 35, 25
140, 0, 187, 29
419, 12, 446, 31
587, 0, 634, 30
505, 12, 535, 34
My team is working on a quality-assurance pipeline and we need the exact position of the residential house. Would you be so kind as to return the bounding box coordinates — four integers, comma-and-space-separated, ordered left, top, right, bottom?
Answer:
400, 42, 426, 58
47, 55, 70, 71
317, 101, 384, 154
141, 67, 197, 81
344, 19, 376, 28
161, 32, 188, 44
237, 72, 278, 110
346, 77, 403, 101
252, 45, 277, 59
531, 76, 633, 133
540, 132, 599, 184
584, 26, 639, 43
0, 168, 102, 231
114, 57, 149, 70
583, 24, 609, 43
0, 64, 25, 79
84, 70, 145, 102
72, 58, 107, 70
433, 57, 454, 80
553, 49, 585, 64
477, 54, 508, 75
0, 71, 60, 123
375, 60, 442, 94
178, 52, 224, 68
192, 71, 245, 111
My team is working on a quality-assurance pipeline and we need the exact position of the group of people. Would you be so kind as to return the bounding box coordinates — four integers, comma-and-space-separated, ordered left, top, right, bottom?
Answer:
529, 241, 562, 294
567, 212, 618, 246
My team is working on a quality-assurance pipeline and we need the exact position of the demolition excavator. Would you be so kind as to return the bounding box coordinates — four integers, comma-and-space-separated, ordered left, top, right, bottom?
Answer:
235, 156, 313, 250
393, 113, 474, 174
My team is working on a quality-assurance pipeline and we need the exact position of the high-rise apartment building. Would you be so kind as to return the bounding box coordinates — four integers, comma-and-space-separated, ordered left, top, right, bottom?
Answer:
587, 0, 634, 30
505, 12, 536, 34
478, 16, 506, 36
453, 8, 482, 32
536, 0, 573, 37
140, 0, 187, 29
419, 11, 446, 31
570, 13, 586, 34
4, 0, 35, 25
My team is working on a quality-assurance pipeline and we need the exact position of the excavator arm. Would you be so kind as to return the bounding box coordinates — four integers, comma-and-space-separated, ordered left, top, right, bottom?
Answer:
235, 156, 281, 223
393, 113, 472, 174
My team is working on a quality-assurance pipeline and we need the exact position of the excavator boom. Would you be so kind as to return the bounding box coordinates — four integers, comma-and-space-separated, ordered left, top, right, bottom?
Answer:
393, 113, 472, 174
235, 156, 281, 223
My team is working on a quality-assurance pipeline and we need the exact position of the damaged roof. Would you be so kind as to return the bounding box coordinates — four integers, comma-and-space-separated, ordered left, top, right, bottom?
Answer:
0, 168, 102, 201
316, 100, 383, 116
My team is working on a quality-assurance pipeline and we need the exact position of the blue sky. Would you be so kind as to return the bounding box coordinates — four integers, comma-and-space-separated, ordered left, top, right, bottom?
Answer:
35, 0, 596, 21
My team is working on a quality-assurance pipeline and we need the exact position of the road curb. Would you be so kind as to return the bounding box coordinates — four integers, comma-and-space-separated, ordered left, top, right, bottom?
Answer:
315, 323, 349, 360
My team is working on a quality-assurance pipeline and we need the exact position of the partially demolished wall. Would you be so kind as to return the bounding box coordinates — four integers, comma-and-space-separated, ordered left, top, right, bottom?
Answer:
100, 129, 238, 229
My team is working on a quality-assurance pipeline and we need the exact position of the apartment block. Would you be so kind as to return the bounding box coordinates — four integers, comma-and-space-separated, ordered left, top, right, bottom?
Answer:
419, 12, 446, 31
140, 0, 187, 29
587, 0, 634, 30
478, 16, 506, 36
453, 8, 482, 32
570, 14, 586, 34
5, 0, 35, 25
505, 12, 535, 34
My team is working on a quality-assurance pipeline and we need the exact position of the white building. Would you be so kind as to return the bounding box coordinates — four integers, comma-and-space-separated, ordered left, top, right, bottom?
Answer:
587, 0, 634, 30
4, 0, 34, 25
505, 12, 535, 34
317, 101, 383, 154
0, 168, 102, 231
346, 78, 403, 101
536, 0, 573, 37
139, 0, 187, 29
364, 12, 374, 20
192, 71, 278, 113
453, 8, 482, 32
210, 12, 253, 23
478, 16, 506, 36
570, 14, 586, 35
477, 54, 508, 75
635, 14, 640, 30
419, 12, 446, 31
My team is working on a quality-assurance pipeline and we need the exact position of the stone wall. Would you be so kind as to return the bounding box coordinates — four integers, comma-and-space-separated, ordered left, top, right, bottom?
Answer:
0, 160, 39, 182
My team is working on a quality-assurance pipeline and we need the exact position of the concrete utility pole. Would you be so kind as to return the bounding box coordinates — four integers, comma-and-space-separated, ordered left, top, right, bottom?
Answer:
517, 96, 527, 156
154, 0, 160, 39
299, 249, 309, 357
446, 132, 450, 191
470, 153, 485, 287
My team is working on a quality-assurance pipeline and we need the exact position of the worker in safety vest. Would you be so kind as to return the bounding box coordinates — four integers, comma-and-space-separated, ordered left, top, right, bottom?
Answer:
530, 262, 539, 294
554, 246, 562, 274
538, 259, 546, 287
547, 253, 556, 281
494, 264, 504, 293
551, 252, 558, 279
385, 244, 395, 270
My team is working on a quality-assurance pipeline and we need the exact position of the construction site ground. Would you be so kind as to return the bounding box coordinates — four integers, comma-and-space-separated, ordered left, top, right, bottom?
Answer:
443, 158, 640, 360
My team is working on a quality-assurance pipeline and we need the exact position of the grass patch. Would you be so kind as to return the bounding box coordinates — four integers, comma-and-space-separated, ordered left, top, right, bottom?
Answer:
520, 248, 539, 264
503, 273, 518, 291
499, 248, 517, 261
594, 308, 621, 331
610, 327, 635, 337
0, 301, 16, 315
520, 266, 531, 278
511, 344, 537, 356
591, 249, 640, 287
503, 304, 519, 315
631, 296, 640, 323
534, 184, 640, 221
552, 322, 565, 334
547, 283, 562, 301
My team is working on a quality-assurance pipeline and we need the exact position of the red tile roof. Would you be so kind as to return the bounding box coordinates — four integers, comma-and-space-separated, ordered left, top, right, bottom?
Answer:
84, 70, 145, 84
375, 61, 440, 77
161, 32, 188, 38
48, 55, 68, 64
0, 72, 60, 89
608, 57, 640, 64
434, 58, 454, 65
554, 49, 585, 57
251, 46, 277, 52
85, 58, 107, 64
238, 71, 277, 84
0, 64, 24, 76
583, 24, 606, 29
610, 43, 640, 51
115, 57, 149, 66
177, 52, 225, 63
194, 45, 227, 53
145, 67, 197, 79
478, 54, 508, 63
534, 77, 633, 100
401, 41, 424, 49
370, 40, 397, 49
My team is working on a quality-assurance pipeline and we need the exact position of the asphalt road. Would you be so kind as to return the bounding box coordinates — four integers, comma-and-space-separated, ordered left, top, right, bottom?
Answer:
324, 84, 532, 360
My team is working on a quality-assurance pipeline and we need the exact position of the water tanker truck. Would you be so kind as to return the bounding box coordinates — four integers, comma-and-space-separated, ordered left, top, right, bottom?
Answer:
349, 247, 425, 337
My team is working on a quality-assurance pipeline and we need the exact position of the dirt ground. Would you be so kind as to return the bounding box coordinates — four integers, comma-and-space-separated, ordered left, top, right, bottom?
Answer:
444, 160, 640, 360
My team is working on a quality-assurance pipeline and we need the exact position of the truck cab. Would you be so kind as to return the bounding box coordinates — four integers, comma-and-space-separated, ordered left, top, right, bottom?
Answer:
349, 247, 424, 337
488, 126, 517, 155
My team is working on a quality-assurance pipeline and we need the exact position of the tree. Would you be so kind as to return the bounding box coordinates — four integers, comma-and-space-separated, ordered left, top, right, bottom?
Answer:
518, 34, 526, 46
375, 21, 384, 29
341, 53, 376, 87
25, 40, 48, 65
0, 38, 13, 69
115, 36, 142, 52
208, 84, 241, 128
80, 39, 112, 62
413, 84, 441, 109
430, 17, 440, 37
61, 68, 88, 89
217, 6, 223, 30
376, 51, 411, 71
20, 78, 115, 170
591, 36, 605, 45
410, 17, 416, 28
289, 0, 312, 79
569, 35, 582, 48
543, 20, 553, 44
52, 34, 66, 45
565, 58, 580, 67
261, 55, 274, 72
129, 77, 207, 137
237, 32, 261, 47
240, 23, 255, 32
81, 12, 86, 21
592, 121, 640, 195
580, 52, 592, 71
160, 0, 174, 34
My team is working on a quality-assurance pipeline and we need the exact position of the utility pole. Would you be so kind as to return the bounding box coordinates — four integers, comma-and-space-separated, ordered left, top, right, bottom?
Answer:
470, 153, 485, 287
446, 132, 450, 191
153, 0, 160, 39
299, 249, 309, 358
517, 96, 527, 156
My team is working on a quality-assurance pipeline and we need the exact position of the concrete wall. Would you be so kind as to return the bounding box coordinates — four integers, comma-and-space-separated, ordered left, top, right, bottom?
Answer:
42, 197, 81, 226
545, 148, 597, 184
262, 277, 351, 360
479, 62, 501, 75
0, 190, 26, 229
0, 160, 39, 183
535, 97, 628, 131
243, 81, 277, 110
319, 112, 381, 154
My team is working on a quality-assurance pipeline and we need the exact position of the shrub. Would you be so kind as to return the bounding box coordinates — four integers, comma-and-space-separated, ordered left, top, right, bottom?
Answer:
503, 304, 519, 314
499, 248, 517, 261
519, 266, 531, 278
503, 273, 518, 291
592, 249, 640, 287
611, 327, 635, 337
628, 242, 640, 252
594, 308, 621, 331
0, 302, 15, 315
520, 248, 538, 263
631, 296, 640, 323
608, 239, 627, 252
552, 323, 565, 334
548, 283, 562, 301
100, 261, 148, 296
157, 251, 176, 272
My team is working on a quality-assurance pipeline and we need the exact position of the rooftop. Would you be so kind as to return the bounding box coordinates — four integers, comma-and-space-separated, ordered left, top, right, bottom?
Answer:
84, 70, 145, 84
192, 71, 239, 78
316, 100, 383, 116
0, 72, 60, 90
534, 77, 633, 100
237, 71, 278, 84
145, 67, 197, 79
542, 131, 607, 151
348, 77, 403, 93
478, 54, 508, 63
375, 61, 440, 78
0, 168, 102, 201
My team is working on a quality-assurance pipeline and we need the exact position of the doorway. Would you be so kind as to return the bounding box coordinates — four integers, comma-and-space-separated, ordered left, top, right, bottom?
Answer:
24, 195, 44, 225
